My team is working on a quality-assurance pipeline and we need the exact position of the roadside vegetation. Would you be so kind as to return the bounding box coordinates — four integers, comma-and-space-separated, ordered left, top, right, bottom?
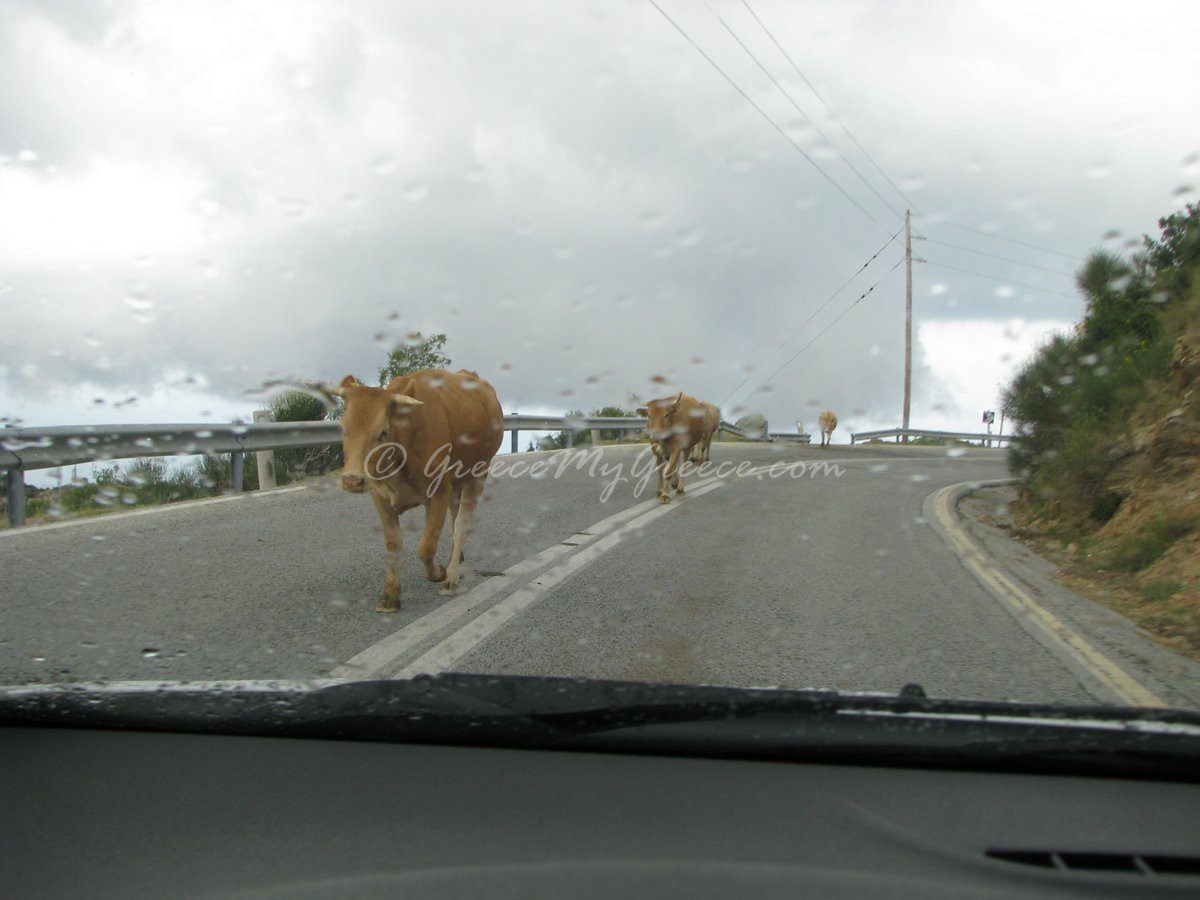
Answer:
1002, 203, 1200, 657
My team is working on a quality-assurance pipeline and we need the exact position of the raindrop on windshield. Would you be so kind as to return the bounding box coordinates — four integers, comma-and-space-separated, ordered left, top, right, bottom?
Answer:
371, 156, 397, 176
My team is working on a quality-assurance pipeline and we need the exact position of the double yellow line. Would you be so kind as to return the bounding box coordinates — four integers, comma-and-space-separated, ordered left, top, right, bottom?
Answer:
930, 481, 1165, 708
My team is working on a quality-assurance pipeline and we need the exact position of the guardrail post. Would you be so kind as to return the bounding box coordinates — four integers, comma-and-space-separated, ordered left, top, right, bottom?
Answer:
230, 451, 244, 493
5, 468, 26, 527
252, 410, 277, 490
511, 429, 518, 454
565, 429, 574, 450
590, 428, 601, 446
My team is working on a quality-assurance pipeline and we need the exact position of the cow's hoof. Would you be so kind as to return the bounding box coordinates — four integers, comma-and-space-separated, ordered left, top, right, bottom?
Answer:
424, 563, 447, 583
440, 572, 461, 594
675, 487, 685, 495
658, 494, 670, 504
376, 594, 401, 613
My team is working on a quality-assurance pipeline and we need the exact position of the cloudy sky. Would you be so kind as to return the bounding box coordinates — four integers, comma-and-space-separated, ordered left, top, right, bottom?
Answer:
3, 0, 1198, 443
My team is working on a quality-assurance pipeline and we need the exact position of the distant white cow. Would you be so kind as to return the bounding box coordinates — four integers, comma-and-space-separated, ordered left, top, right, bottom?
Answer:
818, 410, 837, 447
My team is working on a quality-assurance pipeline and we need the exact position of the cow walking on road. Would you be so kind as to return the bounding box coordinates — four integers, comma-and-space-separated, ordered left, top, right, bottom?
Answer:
331, 369, 503, 612
819, 410, 838, 447
638, 391, 706, 503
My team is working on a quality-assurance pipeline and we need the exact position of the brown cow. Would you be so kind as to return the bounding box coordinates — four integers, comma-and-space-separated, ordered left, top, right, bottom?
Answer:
688, 401, 721, 464
637, 391, 706, 503
330, 368, 503, 612
818, 410, 838, 447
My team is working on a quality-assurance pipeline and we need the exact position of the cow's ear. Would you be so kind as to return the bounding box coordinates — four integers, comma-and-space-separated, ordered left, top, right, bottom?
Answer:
327, 374, 359, 398
389, 393, 424, 415
635, 406, 648, 416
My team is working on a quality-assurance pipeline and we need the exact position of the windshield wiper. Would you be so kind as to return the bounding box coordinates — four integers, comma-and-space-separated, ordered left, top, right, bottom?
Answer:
2, 674, 1198, 781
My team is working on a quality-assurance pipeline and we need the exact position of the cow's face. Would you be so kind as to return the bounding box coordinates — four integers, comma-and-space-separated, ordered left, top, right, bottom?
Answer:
330, 375, 423, 493
637, 392, 683, 443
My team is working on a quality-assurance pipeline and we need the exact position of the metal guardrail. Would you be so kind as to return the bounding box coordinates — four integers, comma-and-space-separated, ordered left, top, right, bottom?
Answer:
1, 415, 774, 526
849, 427, 1015, 446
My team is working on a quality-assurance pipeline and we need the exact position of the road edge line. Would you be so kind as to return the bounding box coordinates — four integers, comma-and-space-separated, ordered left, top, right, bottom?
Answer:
926, 479, 1166, 708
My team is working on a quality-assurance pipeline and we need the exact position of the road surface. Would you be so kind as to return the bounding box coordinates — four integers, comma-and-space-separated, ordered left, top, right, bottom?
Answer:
3, 443, 1197, 708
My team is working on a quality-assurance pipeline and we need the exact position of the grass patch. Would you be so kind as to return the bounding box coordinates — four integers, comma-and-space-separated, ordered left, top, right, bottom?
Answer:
1105, 515, 1197, 572
1141, 577, 1183, 604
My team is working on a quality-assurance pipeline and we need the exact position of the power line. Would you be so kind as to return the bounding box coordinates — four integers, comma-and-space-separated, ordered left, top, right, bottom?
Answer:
937, 221, 1083, 261
922, 259, 1077, 299
922, 237, 1073, 277
645, 0, 877, 223
711, 8, 902, 220
734, 256, 905, 409
718, 227, 903, 407
740, 0, 918, 213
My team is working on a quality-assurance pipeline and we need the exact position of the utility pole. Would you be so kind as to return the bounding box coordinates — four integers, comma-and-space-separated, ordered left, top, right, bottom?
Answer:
902, 209, 912, 442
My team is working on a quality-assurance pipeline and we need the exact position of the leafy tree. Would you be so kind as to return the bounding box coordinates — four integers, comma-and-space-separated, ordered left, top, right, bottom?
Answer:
1143, 202, 1200, 301
1002, 206, 1189, 520
378, 332, 451, 386
591, 405, 637, 442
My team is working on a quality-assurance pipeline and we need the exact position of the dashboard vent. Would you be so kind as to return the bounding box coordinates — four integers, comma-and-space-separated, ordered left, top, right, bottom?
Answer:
987, 850, 1200, 877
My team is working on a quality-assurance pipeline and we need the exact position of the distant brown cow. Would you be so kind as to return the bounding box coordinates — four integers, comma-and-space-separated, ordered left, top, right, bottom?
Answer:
689, 401, 721, 464
819, 410, 838, 447
331, 368, 503, 612
637, 391, 706, 503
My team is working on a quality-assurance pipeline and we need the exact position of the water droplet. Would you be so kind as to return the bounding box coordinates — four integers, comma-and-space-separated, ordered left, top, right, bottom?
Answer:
945, 447, 966, 458
404, 182, 429, 202
929, 282, 948, 296
1087, 161, 1112, 179
372, 156, 397, 176
994, 285, 1016, 299
124, 291, 154, 311
637, 210, 664, 230
142, 647, 161, 659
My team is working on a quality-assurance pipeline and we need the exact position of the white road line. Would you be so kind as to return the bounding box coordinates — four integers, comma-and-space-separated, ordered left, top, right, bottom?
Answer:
330, 487, 706, 679
393, 480, 726, 678
333, 453, 985, 680
0, 485, 307, 537
928, 480, 1166, 708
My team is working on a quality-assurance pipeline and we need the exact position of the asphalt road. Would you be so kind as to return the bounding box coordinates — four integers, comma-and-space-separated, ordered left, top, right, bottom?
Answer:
3, 442, 1196, 708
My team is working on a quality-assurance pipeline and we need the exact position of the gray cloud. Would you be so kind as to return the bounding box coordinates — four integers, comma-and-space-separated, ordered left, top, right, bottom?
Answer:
2, 0, 1197, 434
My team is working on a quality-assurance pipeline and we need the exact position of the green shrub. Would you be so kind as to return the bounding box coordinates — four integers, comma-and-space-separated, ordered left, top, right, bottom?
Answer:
1140, 578, 1183, 604
1090, 490, 1124, 523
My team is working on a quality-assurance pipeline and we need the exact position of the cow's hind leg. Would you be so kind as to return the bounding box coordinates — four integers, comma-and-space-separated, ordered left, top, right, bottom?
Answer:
449, 488, 466, 563
444, 478, 484, 591
371, 492, 404, 613
418, 491, 450, 583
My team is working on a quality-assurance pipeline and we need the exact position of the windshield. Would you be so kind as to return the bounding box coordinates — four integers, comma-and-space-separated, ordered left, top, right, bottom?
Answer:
2, 0, 1198, 729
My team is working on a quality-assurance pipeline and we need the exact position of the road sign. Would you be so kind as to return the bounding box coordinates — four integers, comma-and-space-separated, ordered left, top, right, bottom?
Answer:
982, 410, 995, 425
